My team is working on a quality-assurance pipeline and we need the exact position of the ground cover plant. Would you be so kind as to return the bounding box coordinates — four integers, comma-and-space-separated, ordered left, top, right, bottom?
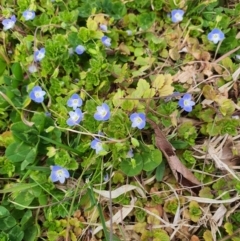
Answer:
1, 0, 240, 240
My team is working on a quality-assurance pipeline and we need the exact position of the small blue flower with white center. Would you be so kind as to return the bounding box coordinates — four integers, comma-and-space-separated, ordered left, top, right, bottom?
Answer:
91, 139, 104, 154
28, 64, 37, 73
34, 48, 45, 62
22, 10, 35, 21
29, 86, 46, 103
66, 108, 83, 126
75, 45, 85, 55
94, 103, 110, 121
50, 165, 70, 184
130, 113, 146, 129
101, 36, 111, 47
100, 24, 108, 32
171, 9, 185, 23
126, 148, 134, 158
67, 94, 83, 110
2, 15, 17, 30
178, 93, 195, 112
207, 28, 225, 44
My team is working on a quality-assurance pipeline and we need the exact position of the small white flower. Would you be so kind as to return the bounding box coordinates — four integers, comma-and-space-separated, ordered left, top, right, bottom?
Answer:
28, 64, 38, 73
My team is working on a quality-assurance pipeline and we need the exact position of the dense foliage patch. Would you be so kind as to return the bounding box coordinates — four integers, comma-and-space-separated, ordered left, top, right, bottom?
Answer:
1, 0, 240, 240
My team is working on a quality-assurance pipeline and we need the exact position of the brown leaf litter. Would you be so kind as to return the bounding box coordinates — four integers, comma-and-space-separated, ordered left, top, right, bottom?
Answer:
147, 119, 201, 194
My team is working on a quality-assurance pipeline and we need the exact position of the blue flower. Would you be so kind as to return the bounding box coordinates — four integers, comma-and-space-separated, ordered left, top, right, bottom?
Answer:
104, 173, 109, 182
50, 165, 70, 184
91, 139, 104, 154
100, 24, 108, 32
126, 148, 134, 158
67, 94, 83, 110
207, 28, 225, 44
130, 113, 146, 129
28, 64, 37, 73
75, 45, 85, 55
178, 93, 195, 112
34, 48, 45, 62
22, 10, 35, 21
66, 108, 83, 126
94, 103, 110, 121
29, 86, 46, 103
101, 36, 111, 47
171, 9, 185, 23
2, 15, 17, 30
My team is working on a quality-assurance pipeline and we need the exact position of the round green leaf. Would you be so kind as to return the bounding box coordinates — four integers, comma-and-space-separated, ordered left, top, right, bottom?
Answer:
142, 149, 162, 172
120, 153, 143, 177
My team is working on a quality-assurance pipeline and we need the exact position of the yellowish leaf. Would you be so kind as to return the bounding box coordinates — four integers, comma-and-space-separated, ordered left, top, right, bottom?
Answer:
152, 74, 165, 89
134, 222, 147, 233
217, 98, 235, 116
136, 79, 150, 97
169, 48, 180, 61
202, 85, 217, 100
143, 88, 156, 98
147, 209, 160, 225
159, 85, 174, 96
170, 110, 178, 127
112, 89, 125, 107
86, 18, 98, 31
224, 222, 233, 235
152, 74, 174, 97
203, 230, 213, 241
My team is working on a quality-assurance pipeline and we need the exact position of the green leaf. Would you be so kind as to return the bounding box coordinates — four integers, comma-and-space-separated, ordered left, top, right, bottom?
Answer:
170, 140, 189, 149
0, 216, 17, 230
0, 183, 38, 194
68, 32, 79, 47
11, 122, 39, 145
0, 59, 7, 76
120, 153, 143, 176
78, 27, 91, 42
11, 63, 23, 81
31, 112, 48, 133
199, 187, 214, 199
137, 12, 156, 30
13, 190, 35, 210
20, 209, 33, 228
142, 149, 162, 172
8, 225, 24, 241
6, 142, 37, 167
110, 2, 127, 19
0, 206, 10, 218
224, 222, 233, 235
23, 224, 39, 241
131, 138, 139, 147
38, 135, 82, 156
155, 161, 165, 182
